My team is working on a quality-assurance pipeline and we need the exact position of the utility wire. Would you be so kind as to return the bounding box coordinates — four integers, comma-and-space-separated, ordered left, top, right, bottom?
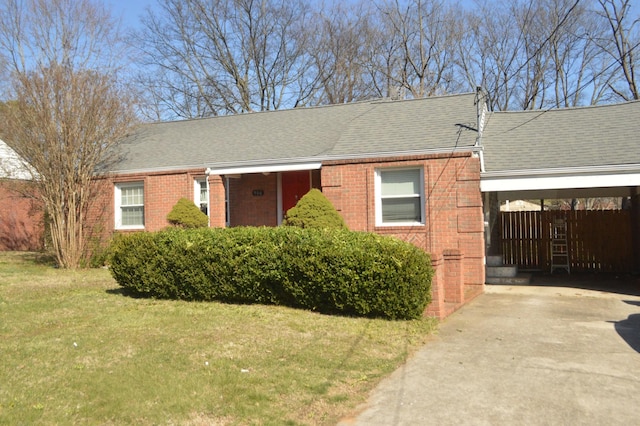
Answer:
494, 36, 640, 135
480, 0, 640, 134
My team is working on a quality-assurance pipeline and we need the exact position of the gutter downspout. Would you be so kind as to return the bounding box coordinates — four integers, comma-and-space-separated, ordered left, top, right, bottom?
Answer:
474, 86, 486, 173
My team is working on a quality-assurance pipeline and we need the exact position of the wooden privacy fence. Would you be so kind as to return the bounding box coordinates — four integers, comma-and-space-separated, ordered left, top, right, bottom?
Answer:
500, 210, 633, 273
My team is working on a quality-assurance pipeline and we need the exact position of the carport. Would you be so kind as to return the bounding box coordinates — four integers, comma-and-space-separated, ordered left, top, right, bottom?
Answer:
479, 100, 640, 274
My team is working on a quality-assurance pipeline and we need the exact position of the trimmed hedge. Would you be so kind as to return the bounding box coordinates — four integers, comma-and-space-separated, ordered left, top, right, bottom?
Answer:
283, 188, 348, 230
108, 227, 433, 320
167, 197, 209, 228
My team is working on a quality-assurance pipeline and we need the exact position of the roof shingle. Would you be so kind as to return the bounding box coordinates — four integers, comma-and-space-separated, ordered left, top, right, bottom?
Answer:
482, 100, 640, 173
111, 93, 479, 173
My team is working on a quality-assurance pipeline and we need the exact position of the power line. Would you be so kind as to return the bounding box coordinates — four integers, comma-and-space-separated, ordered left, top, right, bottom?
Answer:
495, 36, 640, 135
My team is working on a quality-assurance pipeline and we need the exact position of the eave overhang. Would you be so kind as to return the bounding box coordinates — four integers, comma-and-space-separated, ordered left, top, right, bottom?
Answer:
480, 164, 640, 193
111, 146, 479, 176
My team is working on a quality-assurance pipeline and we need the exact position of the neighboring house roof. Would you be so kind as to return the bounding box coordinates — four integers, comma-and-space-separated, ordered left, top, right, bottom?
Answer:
481, 100, 640, 196
111, 93, 480, 174
0, 139, 33, 180
500, 200, 542, 211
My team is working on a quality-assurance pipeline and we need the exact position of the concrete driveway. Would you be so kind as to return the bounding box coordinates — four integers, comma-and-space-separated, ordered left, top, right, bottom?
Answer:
340, 277, 640, 425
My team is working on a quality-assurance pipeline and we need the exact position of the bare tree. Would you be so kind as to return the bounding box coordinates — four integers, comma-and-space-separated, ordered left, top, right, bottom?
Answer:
306, 2, 380, 104
515, 1, 554, 110
362, 5, 404, 99
545, 0, 615, 106
131, 0, 639, 113
454, 1, 525, 110
596, 0, 639, 100
0, 0, 136, 268
134, 0, 315, 119
455, 0, 620, 110
371, 0, 462, 99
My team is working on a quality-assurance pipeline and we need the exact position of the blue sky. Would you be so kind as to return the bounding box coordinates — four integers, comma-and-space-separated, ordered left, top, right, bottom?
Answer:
110, 0, 640, 32
108, 0, 479, 32
108, 0, 154, 30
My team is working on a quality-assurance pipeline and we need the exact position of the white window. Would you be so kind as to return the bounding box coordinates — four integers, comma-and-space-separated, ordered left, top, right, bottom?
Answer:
115, 182, 144, 229
194, 178, 209, 218
375, 168, 424, 226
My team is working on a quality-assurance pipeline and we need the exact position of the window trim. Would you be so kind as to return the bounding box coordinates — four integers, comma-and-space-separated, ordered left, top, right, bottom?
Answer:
375, 167, 425, 227
114, 181, 145, 230
194, 177, 210, 225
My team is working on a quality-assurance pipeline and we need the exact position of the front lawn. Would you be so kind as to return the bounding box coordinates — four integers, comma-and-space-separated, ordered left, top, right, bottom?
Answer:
0, 252, 437, 425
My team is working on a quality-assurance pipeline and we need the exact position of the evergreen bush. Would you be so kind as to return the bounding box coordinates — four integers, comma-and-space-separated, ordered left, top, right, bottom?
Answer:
166, 197, 209, 228
283, 188, 347, 230
108, 227, 433, 320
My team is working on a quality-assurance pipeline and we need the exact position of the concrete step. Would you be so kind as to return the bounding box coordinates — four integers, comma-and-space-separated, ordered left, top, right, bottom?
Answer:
485, 273, 532, 286
486, 265, 518, 278
486, 255, 504, 267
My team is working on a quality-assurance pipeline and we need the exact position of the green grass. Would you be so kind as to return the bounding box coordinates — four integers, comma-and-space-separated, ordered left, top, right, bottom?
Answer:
0, 252, 437, 425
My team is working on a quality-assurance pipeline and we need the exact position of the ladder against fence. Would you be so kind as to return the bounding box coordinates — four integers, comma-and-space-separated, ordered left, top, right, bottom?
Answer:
550, 217, 570, 274
500, 210, 633, 273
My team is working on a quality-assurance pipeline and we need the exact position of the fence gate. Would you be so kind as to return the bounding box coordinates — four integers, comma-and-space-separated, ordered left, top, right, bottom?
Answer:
500, 210, 633, 273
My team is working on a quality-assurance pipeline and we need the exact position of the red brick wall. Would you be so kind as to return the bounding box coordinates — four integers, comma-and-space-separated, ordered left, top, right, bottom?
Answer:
226, 171, 318, 226
228, 173, 278, 227
0, 180, 44, 251
97, 170, 280, 232
95, 156, 484, 318
95, 169, 209, 235
321, 152, 485, 318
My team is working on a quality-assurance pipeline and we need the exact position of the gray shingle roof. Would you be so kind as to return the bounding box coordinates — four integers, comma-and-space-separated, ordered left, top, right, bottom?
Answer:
111, 93, 479, 173
482, 100, 640, 174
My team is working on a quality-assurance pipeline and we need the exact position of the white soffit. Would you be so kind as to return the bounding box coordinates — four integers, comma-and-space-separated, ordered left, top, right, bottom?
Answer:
495, 187, 634, 201
207, 162, 322, 176
481, 167, 640, 193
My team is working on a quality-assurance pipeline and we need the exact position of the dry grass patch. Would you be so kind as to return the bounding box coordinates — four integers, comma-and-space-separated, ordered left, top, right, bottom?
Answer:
0, 252, 437, 425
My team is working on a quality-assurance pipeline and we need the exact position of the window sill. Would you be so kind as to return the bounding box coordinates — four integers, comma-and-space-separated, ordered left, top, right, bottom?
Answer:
375, 222, 425, 228
115, 225, 145, 231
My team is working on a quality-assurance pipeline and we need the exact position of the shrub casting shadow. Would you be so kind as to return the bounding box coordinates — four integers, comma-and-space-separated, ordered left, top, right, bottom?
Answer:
106, 287, 149, 299
104, 286, 390, 319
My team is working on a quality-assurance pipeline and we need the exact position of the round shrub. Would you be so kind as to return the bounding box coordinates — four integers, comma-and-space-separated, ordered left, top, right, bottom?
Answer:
166, 197, 209, 228
283, 188, 347, 230
108, 227, 433, 320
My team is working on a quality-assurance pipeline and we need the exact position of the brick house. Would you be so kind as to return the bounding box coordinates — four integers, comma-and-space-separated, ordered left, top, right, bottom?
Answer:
98, 92, 487, 318
5, 91, 639, 316
0, 139, 43, 251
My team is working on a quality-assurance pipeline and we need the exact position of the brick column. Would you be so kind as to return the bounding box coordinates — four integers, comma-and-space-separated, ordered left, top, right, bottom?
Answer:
425, 253, 445, 318
443, 249, 464, 304
208, 175, 226, 228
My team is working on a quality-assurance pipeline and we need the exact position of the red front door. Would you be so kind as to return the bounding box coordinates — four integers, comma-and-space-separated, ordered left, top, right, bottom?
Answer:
281, 171, 311, 216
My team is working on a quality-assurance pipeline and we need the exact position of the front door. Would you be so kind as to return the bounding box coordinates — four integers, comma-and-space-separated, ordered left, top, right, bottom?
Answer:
281, 170, 311, 218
